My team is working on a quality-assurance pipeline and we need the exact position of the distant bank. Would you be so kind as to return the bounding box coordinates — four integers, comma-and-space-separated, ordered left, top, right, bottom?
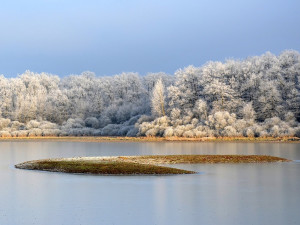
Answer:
1, 136, 300, 143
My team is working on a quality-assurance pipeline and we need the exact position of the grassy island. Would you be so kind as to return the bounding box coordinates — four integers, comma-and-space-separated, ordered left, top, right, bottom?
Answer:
15, 159, 195, 175
108, 155, 290, 164
15, 155, 290, 175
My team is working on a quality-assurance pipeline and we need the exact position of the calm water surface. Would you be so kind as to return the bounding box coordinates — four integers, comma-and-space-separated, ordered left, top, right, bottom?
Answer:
0, 141, 299, 225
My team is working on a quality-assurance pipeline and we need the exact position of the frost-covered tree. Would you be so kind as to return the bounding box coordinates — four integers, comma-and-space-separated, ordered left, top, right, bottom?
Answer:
242, 102, 256, 122
193, 99, 208, 122
202, 79, 237, 112
254, 80, 283, 121
168, 66, 201, 113
0, 50, 299, 137
151, 78, 166, 117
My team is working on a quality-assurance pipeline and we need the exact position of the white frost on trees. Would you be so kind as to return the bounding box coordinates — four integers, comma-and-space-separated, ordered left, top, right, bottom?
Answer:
151, 78, 166, 117
0, 50, 299, 137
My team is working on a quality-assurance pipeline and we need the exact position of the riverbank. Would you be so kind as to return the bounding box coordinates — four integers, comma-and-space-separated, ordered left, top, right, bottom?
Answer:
1, 136, 300, 143
15, 155, 290, 175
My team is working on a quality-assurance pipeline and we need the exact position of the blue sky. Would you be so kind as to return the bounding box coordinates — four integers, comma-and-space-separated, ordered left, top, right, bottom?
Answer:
0, 0, 299, 77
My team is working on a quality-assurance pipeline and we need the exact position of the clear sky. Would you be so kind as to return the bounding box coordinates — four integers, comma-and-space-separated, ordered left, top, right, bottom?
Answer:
0, 0, 299, 77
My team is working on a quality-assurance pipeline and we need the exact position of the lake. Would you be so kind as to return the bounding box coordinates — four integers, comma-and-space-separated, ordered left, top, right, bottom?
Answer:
0, 141, 299, 225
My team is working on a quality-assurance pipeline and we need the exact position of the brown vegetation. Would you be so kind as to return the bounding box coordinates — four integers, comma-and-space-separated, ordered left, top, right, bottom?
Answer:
113, 155, 290, 164
15, 159, 195, 175
15, 155, 290, 175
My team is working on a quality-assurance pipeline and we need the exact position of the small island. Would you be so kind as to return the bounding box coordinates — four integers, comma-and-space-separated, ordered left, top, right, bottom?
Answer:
15, 155, 290, 175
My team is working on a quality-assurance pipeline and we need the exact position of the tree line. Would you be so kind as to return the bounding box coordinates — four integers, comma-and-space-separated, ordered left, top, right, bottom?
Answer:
0, 50, 299, 137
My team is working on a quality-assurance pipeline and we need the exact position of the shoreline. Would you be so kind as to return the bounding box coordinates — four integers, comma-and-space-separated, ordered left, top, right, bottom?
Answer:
1, 136, 300, 143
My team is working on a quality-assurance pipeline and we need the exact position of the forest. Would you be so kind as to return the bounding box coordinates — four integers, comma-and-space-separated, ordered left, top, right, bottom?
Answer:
0, 50, 299, 138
